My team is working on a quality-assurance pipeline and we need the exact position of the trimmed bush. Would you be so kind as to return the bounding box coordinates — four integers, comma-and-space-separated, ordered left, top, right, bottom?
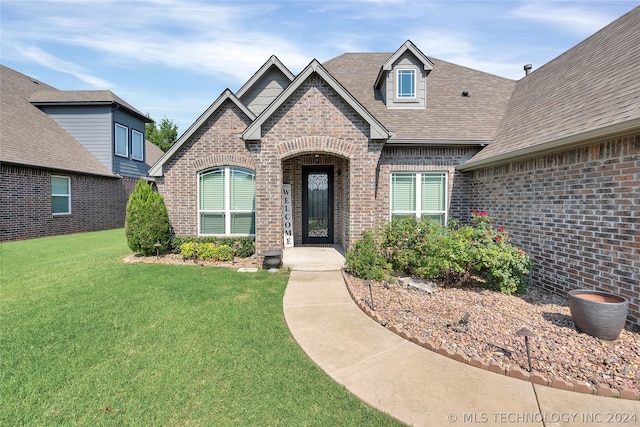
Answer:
345, 229, 390, 281
180, 242, 235, 262
172, 236, 255, 258
346, 212, 531, 295
125, 178, 171, 256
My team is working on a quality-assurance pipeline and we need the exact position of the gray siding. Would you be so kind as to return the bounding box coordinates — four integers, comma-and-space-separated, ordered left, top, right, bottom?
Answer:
41, 105, 113, 171
240, 68, 291, 115
384, 52, 427, 109
113, 109, 148, 178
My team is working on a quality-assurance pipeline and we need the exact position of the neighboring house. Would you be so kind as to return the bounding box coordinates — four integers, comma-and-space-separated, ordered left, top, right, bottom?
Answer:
0, 65, 161, 241
149, 7, 639, 327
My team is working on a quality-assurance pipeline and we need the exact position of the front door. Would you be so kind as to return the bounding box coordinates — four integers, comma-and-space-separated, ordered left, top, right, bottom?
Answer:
302, 166, 333, 244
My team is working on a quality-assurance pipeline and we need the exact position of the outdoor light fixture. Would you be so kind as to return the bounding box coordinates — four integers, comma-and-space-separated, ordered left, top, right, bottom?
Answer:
154, 242, 162, 259
315, 154, 320, 163
516, 327, 536, 372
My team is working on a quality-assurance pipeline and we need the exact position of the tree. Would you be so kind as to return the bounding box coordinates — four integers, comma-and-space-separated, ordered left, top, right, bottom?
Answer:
146, 116, 178, 152
125, 178, 171, 255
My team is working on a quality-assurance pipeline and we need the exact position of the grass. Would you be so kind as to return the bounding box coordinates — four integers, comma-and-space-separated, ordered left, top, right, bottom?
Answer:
1, 229, 403, 426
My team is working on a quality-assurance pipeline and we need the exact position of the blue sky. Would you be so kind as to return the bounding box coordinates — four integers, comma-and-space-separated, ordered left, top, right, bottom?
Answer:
1, 1, 636, 133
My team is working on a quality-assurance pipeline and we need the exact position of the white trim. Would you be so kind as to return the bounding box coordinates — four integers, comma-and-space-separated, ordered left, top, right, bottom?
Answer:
198, 167, 256, 237
396, 68, 416, 99
51, 175, 71, 215
390, 171, 448, 225
131, 129, 144, 161
114, 123, 128, 158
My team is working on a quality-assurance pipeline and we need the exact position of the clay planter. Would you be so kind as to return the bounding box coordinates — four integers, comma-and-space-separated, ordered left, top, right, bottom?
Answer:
568, 289, 628, 341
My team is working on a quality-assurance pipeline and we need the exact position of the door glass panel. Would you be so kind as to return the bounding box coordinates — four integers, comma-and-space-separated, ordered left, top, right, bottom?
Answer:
306, 172, 329, 238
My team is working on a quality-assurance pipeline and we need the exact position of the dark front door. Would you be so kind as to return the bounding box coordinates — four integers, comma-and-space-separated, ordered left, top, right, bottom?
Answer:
302, 166, 333, 244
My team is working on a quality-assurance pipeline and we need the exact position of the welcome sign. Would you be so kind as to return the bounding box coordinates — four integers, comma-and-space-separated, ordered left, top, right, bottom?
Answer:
282, 184, 293, 247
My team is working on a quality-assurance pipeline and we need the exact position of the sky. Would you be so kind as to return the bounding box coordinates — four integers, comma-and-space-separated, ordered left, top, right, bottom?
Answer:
1, 0, 636, 134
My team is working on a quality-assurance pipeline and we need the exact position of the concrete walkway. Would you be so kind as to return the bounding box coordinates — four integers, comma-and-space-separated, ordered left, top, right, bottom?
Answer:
282, 248, 639, 427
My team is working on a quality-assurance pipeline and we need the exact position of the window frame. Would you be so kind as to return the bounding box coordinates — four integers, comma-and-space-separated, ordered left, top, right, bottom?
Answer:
390, 172, 447, 225
131, 129, 144, 161
51, 175, 71, 215
114, 123, 128, 158
396, 68, 416, 99
198, 166, 256, 236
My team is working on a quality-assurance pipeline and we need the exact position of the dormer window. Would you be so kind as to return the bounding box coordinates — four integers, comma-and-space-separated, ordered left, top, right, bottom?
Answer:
397, 69, 416, 98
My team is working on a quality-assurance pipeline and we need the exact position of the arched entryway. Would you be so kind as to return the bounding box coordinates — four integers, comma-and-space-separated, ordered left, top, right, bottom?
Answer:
281, 153, 349, 247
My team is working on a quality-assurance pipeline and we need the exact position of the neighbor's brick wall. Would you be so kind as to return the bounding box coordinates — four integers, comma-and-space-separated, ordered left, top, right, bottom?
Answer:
155, 100, 255, 237
467, 132, 640, 327
1, 164, 135, 241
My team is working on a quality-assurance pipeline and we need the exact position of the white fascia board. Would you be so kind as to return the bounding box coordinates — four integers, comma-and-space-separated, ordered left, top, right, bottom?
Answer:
148, 89, 255, 177
457, 118, 640, 171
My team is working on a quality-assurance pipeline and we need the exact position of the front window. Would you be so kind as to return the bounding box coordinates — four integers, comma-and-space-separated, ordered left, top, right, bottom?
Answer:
52, 176, 70, 215
391, 172, 447, 224
199, 167, 255, 235
115, 123, 128, 157
397, 69, 416, 98
131, 130, 144, 161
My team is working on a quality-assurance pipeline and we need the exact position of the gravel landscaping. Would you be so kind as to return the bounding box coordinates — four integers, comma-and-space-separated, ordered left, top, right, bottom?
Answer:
344, 273, 640, 397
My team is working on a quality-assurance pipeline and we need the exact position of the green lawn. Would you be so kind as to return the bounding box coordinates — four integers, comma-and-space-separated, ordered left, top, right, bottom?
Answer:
1, 229, 403, 426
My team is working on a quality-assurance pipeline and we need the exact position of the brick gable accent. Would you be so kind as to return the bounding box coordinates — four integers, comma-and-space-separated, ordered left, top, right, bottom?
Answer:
155, 100, 254, 236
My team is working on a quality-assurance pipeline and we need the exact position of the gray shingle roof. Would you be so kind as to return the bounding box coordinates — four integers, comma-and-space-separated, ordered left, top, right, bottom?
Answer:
30, 90, 151, 122
463, 6, 640, 168
0, 65, 115, 176
323, 53, 516, 141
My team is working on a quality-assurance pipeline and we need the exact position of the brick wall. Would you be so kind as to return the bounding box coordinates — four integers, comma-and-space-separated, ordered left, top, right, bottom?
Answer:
155, 100, 254, 237
467, 132, 640, 327
1, 164, 135, 241
259, 74, 375, 252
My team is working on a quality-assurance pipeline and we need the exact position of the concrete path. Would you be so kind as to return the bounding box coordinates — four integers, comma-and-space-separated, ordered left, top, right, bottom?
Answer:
282, 254, 639, 426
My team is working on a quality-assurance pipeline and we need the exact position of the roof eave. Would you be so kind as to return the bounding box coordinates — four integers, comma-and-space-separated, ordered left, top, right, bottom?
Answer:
457, 118, 640, 171
149, 89, 256, 177
242, 59, 389, 142
386, 138, 491, 146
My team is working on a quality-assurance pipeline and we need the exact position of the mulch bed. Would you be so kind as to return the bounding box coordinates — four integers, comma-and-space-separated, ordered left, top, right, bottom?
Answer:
343, 273, 640, 399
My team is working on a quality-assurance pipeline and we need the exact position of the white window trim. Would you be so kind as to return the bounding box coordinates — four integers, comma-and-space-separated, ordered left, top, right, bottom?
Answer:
396, 68, 416, 99
390, 172, 448, 224
115, 123, 128, 158
131, 129, 144, 161
197, 167, 256, 237
52, 175, 71, 216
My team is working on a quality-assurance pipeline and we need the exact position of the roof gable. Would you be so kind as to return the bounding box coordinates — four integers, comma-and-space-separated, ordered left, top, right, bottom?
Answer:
236, 55, 295, 99
374, 40, 434, 89
242, 59, 389, 141
149, 89, 255, 176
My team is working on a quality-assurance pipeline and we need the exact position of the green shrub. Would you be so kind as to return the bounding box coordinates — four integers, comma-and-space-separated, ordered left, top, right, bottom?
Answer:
345, 229, 390, 281
346, 211, 531, 295
172, 236, 255, 258
125, 178, 171, 256
180, 242, 197, 260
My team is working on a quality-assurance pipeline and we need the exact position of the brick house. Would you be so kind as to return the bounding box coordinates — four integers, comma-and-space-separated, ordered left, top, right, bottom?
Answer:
0, 65, 162, 241
150, 8, 638, 327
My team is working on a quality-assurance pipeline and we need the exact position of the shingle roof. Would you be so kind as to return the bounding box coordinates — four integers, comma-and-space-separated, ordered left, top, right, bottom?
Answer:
0, 65, 115, 176
30, 90, 152, 123
324, 53, 516, 141
463, 6, 640, 168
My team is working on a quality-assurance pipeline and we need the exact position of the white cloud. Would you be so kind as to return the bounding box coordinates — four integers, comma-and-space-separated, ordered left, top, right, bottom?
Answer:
511, 2, 618, 36
16, 45, 117, 88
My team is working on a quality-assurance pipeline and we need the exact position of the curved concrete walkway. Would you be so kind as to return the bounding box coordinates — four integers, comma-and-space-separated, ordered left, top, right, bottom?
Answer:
282, 250, 639, 426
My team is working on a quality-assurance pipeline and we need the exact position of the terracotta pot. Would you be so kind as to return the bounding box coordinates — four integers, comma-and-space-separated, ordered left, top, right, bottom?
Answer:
568, 289, 628, 341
